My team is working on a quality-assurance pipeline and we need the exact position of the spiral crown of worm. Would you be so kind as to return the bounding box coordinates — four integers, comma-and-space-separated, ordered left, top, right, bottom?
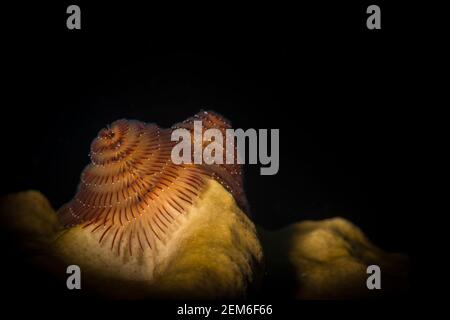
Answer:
58, 111, 247, 256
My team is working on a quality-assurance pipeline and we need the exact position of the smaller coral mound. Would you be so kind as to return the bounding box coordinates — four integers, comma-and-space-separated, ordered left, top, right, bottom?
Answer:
259, 218, 409, 299
0, 191, 60, 251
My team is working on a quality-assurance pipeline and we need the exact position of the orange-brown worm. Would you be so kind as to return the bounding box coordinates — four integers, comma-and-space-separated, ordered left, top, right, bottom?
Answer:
58, 111, 248, 256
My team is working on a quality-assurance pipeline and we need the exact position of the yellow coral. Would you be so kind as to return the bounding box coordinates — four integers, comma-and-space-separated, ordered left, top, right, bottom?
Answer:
52, 179, 263, 298
259, 218, 409, 299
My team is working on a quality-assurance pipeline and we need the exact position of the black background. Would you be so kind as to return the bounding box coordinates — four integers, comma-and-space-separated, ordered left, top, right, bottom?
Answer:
2, 0, 426, 315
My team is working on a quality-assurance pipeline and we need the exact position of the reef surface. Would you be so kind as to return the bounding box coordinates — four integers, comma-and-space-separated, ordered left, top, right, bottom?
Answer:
0, 190, 408, 299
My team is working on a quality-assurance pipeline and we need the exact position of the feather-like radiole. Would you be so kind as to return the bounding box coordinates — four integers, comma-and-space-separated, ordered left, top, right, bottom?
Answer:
58, 111, 247, 256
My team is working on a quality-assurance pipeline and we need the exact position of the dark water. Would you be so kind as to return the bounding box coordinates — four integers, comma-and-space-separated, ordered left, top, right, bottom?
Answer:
2, 1, 424, 307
